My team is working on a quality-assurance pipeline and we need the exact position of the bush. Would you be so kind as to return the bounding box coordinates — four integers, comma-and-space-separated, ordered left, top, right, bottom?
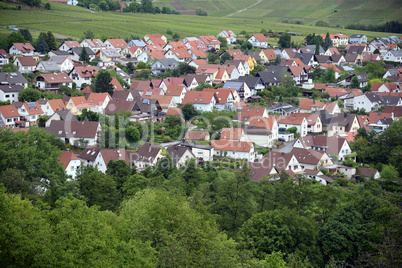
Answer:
316, 20, 330, 27
291, 19, 304, 25
281, 18, 289, 23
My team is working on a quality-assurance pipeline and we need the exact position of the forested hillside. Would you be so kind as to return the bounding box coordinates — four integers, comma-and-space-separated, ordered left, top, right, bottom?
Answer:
0, 126, 401, 267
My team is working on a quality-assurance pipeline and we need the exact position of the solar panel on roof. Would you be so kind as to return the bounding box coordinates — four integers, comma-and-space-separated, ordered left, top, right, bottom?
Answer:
142, 99, 149, 104
27, 102, 36, 107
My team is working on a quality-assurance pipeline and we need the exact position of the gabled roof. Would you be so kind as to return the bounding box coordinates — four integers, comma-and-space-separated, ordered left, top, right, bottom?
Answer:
299, 99, 325, 110
234, 106, 266, 122
221, 128, 243, 141
203, 88, 232, 104
53, 109, 77, 121
166, 145, 194, 165
165, 85, 185, 96
382, 105, 402, 118
101, 148, 129, 165
35, 72, 73, 84
296, 135, 347, 155
130, 80, 152, 91
0, 84, 23, 93
166, 107, 182, 117
249, 117, 277, 130
48, 99, 66, 112
16, 56, 36, 66
58, 151, 79, 168
148, 95, 173, 109
278, 113, 308, 125
0, 105, 20, 118
182, 91, 215, 105
97, 49, 122, 58
368, 112, 393, 124
12, 43, 35, 53
212, 139, 253, 152
105, 100, 135, 115
78, 146, 101, 161
70, 47, 95, 56
0, 49, 10, 59
110, 77, 124, 91
131, 143, 162, 163
81, 39, 106, 48
106, 39, 129, 49
47, 120, 99, 138
167, 48, 192, 59
198, 35, 221, 45
290, 147, 326, 165
249, 34, 268, 42
86, 92, 110, 106
185, 130, 209, 140
60, 40, 81, 49
357, 167, 379, 178
71, 65, 99, 78
263, 151, 295, 171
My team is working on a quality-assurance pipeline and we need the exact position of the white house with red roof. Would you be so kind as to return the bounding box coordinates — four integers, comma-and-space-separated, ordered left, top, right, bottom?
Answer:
14, 101, 44, 125
319, 33, 349, 47
233, 106, 268, 124
212, 139, 256, 161
58, 41, 81, 51
165, 85, 187, 104
121, 46, 143, 58
0, 49, 10, 68
68, 65, 99, 87
198, 35, 221, 50
182, 91, 216, 112
217, 30, 237, 44
203, 88, 234, 111
80, 39, 107, 52
13, 56, 37, 73
38, 99, 66, 116
104, 39, 129, 52
0, 104, 21, 127
9, 43, 35, 56
278, 113, 308, 137
164, 48, 193, 63
247, 34, 269, 48
95, 49, 122, 62
58, 151, 81, 180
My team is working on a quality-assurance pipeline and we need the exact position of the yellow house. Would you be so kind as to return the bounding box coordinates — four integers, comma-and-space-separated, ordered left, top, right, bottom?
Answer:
327, 114, 360, 137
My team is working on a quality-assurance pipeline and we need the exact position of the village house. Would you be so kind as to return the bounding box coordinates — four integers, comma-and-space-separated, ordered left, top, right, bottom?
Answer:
220, 128, 246, 142
222, 80, 251, 101
263, 151, 302, 173
164, 48, 193, 63
80, 39, 107, 52
290, 147, 333, 171
69, 47, 96, 62
247, 34, 269, 49
58, 151, 81, 180
13, 101, 44, 125
79, 147, 129, 173
36, 56, 74, 73
184, 130, 210, 142
249, 117, 279, 141
384, 50, 402, 63
0, 104, 21, 128
198, 35, 221, 50
278, 113, 308, 137
104, 39, 129, 52
47, 120, 100, 147
302, 169, 334, 185
349, 34, 367, 44
144, 34, 168, 45
327, 113, 360, 137
181, 142, 214, 162
212, 139, 256, 161
233, 106, 268, 124
38, 98, 66, 116
130, 143, 164, 170
0, 72, 28, 88
165, 85, 186, 104
13, 56, 37, 73
319, 33, 349, 47
68, 65, 99, 88
150, 58, 179, 76
293, 135, 353, 161
203, 88, 235, 111
95, 49, 122, 62
217, 30, 237, 44
9, 43, 35, 56
45, 109, 77, 127
86, 92, 112, 113
121, 46, 143, 59
182, 90, 216, 112
166, 145, 196, 169
0, 49, 10, 69
137, 49, 166, 64
243, 126, 274, 148
0, 84, 23, 103
34, 72, 73, 91
58, 40, 81, 51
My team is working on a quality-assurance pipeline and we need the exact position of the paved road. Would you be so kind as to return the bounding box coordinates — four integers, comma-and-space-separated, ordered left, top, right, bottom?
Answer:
272, 140, 295, 153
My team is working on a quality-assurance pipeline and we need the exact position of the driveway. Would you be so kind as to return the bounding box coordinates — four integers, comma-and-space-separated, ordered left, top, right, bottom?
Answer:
273, 140, 295, 153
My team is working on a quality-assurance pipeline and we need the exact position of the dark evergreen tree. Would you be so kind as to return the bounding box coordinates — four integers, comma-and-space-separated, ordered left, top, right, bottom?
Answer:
19, 29, 32, 42
278, 32, 291, 48
79, 47, 89, 63
45, 31, 57, 51
315, 42, 320, 55
92, 70, 113, 95
323, 32, 332, 50
35, 34, 49, 53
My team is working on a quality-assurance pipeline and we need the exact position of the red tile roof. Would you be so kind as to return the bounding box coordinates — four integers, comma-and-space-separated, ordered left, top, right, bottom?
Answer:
58, 151, 79, 169
0, 104, 20, 118
221, 128, 243, 141
182, 91, 215, 105
12, 43, 35, 53
106, 39, 129, 49
212, 139, 252, 152
35, 72, 73, 84
16, 56, 36, 66
251, 34, 268, 42
185, 130, 209, 140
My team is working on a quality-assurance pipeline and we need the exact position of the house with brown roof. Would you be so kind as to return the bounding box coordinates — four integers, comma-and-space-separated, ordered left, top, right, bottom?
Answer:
130, 143, 164, 170
324, 47, 341, 56
293, 134, 353, 161
302, 169, 334, 185
47, 120, 100, 147
9, 43, 35, 56
13, 56, 37, 73
290, 147, 333, 171
165, 85, 186, 104
166, 145, 196, 169
0, 49, 10, 69
188, 48, 208, 60
263, 151, 302, 173
198, 35, 221, 50
182, 91, 216, 112
278, 113, 308, 137
59, 40, 81, 51
185, 130, 210, 142
104, 99, 135, 115
298, 99, 326, 113
382, 105, 402, 119
248, 162, 279, 182
104, 39, 129, 52
327, 113, 360, 137
144, 34, 167, 45
166, 107, 182, 117
0, 104, 21, 127
80, 39, 107, 52
34, 72, 73, 91
356, 167, 380, 180
68, 65, 99, 87
220, 128, 246, 142
371, 82, 400, 93
58, 151, 81, 180
233, 106, 268, 124
212, 139, 256, 161
148, 95, 176, 113
38, 98, 67, 116
247, 34, 269, 48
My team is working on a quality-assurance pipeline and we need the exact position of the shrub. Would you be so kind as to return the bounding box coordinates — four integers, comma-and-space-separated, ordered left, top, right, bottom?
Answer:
281, 18, 289, 23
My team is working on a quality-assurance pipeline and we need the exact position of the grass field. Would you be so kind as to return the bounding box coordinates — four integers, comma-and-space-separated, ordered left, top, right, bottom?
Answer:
0, 1, 400, 43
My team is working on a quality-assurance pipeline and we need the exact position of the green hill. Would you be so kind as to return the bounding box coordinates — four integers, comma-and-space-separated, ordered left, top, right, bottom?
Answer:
154, 0, 402, 25
0, 0, 400, 42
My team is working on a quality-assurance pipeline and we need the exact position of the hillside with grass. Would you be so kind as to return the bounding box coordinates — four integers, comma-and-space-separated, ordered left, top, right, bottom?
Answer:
153, 0, 402, 25
0, 0, 399, 43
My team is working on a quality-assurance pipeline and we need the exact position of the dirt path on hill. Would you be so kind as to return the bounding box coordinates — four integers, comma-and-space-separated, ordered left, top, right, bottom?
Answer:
225, 0, 262, 17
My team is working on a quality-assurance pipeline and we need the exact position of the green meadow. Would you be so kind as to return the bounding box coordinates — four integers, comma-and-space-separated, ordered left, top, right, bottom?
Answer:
0, 0, 400, 43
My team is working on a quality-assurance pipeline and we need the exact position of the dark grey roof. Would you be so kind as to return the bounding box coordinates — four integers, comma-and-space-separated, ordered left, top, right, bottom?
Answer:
166, 145, 194, 165
266, 102, 295, 111
224, 60, 244, 69
0, 72, 28, 85
133, 98, 160, 114
294, 53, 314, 65
47, 120, 99, 138
347, 46, 364, 54
256, 69, 284, 85
153, 58, 179, 68
330, 54, 343, 62
181, 142, 213, 150
379, 95, 401, 106
55, 109, 78, 121
313, 110, 333, 126
70, 47, 95, 56
223, 81, 244, 91
350, 34, 366, 39
303, 45, 325, 54
329, 113, 356, 131
237, 76, 264, 89
377, 118, 393, 125
49, 50, 71, 56
79, 146, 101, 161
243, 127, 272, 136
131, 143, 162, 163
0, 84, 23, 93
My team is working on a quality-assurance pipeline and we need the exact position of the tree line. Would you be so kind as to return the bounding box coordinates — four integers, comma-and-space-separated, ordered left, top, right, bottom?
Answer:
346, 20, 402, 34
